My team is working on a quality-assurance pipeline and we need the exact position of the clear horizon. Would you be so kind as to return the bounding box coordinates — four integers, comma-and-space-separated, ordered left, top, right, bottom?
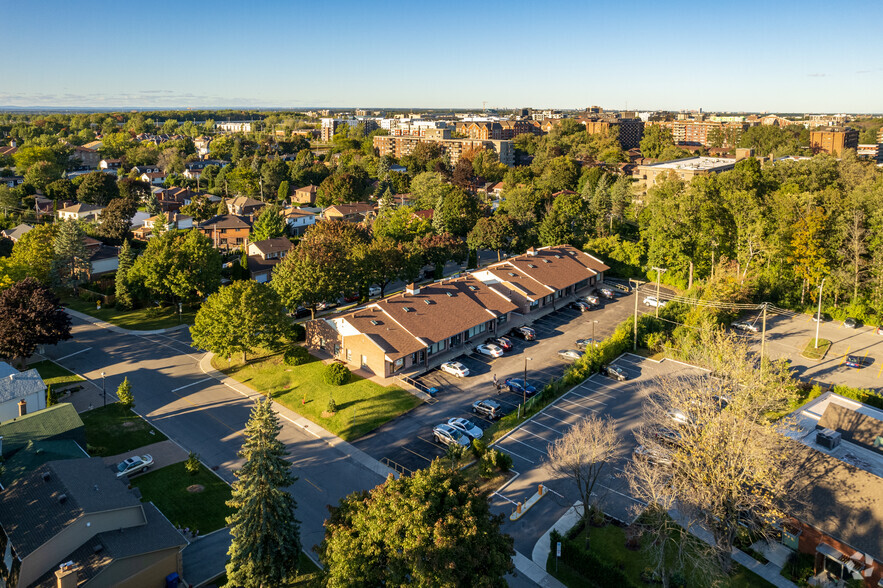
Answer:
4, 0, 881, 113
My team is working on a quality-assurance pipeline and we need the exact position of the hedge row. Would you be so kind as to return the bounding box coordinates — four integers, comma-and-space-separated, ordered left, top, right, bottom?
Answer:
831, 384, 883, 410
549, 528, 639, 588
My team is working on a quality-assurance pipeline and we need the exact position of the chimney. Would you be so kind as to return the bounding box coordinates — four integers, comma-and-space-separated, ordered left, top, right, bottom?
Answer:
405, 283, 420, 295
55, 562, 78, 588
526, 247, 537, 256
18, 399, 27, 417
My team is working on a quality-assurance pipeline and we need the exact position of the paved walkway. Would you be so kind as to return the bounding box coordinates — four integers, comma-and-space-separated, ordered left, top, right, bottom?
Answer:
198, 353, 396, 481
63, 307, 191, 336
182, 528, 231, 587
102, 440, 190, 475
532, 502, 582, 568
512, 551, 566, 588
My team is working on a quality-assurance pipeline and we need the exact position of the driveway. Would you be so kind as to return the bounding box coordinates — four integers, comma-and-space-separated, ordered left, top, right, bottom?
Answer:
351, 290, 637, 475
102, 439, 189, 478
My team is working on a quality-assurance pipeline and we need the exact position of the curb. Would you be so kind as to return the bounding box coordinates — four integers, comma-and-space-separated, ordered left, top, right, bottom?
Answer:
64, 307, 191, 336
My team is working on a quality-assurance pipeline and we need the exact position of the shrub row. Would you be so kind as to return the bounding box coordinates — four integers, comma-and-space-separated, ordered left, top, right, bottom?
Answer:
548, 529, 639, 588
831, 384, 883, 410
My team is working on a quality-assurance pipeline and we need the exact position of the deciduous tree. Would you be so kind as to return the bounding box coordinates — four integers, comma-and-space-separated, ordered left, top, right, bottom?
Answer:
76, 171, 119, 206
250, 204, 286, 241
0, 277, 72, 364
97, 197, 137, 243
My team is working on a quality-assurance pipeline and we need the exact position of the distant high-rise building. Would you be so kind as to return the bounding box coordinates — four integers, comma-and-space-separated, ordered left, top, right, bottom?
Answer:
373, 135, 514, 167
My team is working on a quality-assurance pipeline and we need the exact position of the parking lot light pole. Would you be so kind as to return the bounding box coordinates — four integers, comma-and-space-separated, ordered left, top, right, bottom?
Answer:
651, 267, 667, 318
523, 357, 532, 406
101, 371, 106, 408
815, 278, 826, 349
592, 320, 598, 346
628, 279, 646, 351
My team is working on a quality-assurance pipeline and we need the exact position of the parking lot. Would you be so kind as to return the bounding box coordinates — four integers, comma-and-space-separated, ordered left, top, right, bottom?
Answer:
488, 354, 708, 556
351, 287, 637, 475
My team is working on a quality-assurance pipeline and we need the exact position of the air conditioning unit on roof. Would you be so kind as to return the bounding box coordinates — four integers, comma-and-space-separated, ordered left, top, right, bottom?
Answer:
816, 428, 841, 450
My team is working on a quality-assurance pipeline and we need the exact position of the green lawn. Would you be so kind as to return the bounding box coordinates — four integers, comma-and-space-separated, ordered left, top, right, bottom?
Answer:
209, 552, 322, 588
64, 296, 197, 331
801, 338, 831, 360
30, 359, 85, 388
131, 462, 233, 534
81, 403, 168, 456
548, 523, 775, 588
213, 351, 422, 441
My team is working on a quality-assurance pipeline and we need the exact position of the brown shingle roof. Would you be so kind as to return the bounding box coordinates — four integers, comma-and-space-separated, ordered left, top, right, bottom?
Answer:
490, 245, 609, 293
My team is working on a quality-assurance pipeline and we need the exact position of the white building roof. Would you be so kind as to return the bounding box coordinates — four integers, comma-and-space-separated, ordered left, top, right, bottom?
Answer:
644, 157, 736, 171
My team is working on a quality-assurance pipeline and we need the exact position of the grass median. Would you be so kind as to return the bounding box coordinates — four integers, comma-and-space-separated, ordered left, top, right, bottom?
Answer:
64, 297, 197, 331
213, 350, 421, 441
81, 403, 168, 456
131, 461, 233, 534
30, 359, 85, 388
800, 338, 831, 360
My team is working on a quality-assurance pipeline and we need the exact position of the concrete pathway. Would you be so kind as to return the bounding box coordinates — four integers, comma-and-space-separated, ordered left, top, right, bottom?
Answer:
198, 352, 396, 481
532, 502, 582, 568
64, 307, 191, 336
102, 440, 190, 475
512, 551, 567, 588
182, 528, 231, 587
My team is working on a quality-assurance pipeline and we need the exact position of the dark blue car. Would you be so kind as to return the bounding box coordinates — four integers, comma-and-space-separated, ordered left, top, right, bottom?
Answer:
505, 378, 537, 397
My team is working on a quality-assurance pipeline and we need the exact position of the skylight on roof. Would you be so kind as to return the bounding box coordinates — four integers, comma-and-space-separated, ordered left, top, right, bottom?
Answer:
468, 285, 478, 291
543, 259, 552, 263
446, 292, 454, 297
424, 299, 433, 305
554, 254, 562, 259
370, 320, 380, 325
508, 272, 516, 276
403, 307, 414, 312
527, 263, 537, 268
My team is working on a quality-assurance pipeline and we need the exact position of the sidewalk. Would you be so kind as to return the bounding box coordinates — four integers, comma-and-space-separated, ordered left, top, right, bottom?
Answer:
182, 528, 231, 587
64, 307, 190, 336
198, 352, 397, 481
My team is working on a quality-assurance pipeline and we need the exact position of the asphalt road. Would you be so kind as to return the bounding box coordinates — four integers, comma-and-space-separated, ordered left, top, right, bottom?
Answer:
351, 288, 637, 475
43, 316, 387, 555
489, 354, 707, 557
729, 309, 883, 391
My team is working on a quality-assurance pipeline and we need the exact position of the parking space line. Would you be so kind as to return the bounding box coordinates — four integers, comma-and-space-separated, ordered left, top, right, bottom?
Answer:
877, 361, 883, 378
400, 446, 434, 463
593, 482, 646, 506
496, 444, 536, 464
559, 396, 599, 412
536, 412, 576, 427
569, 387, 613, 401
519, 426, 555, 444
56, 347, 93, 361
840, 346, 851, 365
548, 403, 585, 418
528, 420, 564, 436
566, 390, 607, 405
506, 436, 549, 456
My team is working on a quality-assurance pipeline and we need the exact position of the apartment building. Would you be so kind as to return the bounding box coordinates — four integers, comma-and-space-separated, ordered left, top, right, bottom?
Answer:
306, 245, 608, 378
579, 117, 645, 149
645, 120, 748, 148
320, 118, 379, 142
632, 157, 737, 198
373, 134, 515, 167
810, 127, 859, 157
216, 121, 252, 133
462, 120, 542, 141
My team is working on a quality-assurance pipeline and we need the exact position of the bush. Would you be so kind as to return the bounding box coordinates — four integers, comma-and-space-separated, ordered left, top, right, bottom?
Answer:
471, 438, 487, 458
323, 362, 350, 386
783, 551, 815, 583
283, 345, 310, 366
327, 395, 338, 413
831, 384, 883, 410
558, 538, 640, 588
185, 452, 200, 475
291, 323, 306, 342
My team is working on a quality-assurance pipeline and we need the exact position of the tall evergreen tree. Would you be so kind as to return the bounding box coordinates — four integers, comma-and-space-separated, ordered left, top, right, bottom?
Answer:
251, 205, 286, 241
225, 398, 301, 588
216, 197, 228, 216
115, 239, 135, 309
52, 219, 89, 289
145, 190, 162, 216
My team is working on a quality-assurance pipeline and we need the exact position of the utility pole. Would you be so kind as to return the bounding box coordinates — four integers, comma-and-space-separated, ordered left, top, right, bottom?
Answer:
651, 267, 667, 318
815, 278, 826, 349
629, 279, 646, 351
760, 303, 768, 362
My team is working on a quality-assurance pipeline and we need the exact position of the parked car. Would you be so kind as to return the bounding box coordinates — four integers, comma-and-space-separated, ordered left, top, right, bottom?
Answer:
558, 349, 584, 362
505, 378, 537, 397
600, 288, 616, 299
342, 292, 360, 303
633, 444, 672, 466
812, 312, 828, 322
475, 343, 504, 358
845, 355, 868, 368
576, 338, 598, 350
487, 336, 513, 351
440, 361, 469, 377
667, 408, 694, 426
583, 295, 601, 306
570, 300, 592, 312
600, 364, 627, 381
368, 286, 381, 297
293, 306, 311, 319
510, 326, 536, 341
472, 398, 504, 419
652, 426, 682, 447
844, 317, 858, 329
609, 283, 631, 293
643, 296, 667, 308
433, 423, 471, 447
877, 326, 883, 336
447, 417, 483, 440
115, 454, 154, 478
730, 320, 759, 333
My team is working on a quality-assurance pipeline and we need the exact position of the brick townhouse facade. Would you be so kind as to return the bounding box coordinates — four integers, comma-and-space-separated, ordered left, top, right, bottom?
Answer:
373, 134, 515, 167
306, 245, 608, 378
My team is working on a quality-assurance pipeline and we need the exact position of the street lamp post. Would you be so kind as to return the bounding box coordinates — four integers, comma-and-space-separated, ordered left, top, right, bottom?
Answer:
101, 371, 106, 408
815, 278, 826, 349
522, 357, 532, 406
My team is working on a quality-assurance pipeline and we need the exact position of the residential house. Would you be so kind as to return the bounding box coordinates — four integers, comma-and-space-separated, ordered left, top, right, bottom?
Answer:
0, 223, 32, 242
0, 362, 47, 422
70, 146, 100, 169
57, 203, 104, 221
780, 392, 883, 586
246, 237, 295, 282
279, 206, 316, 236
307, 245, 609, 377
226, 196, 265, 217
0, 176, 25, 188
183, 167, 202, 180
0, 457, 186, 588
82, 237, 119, 276
194, 135, 212, 157
132, 165, 160, 176
324, 202, 376, 223
198, 214, 252, 251
292, 185, 319, 205
98, 159, 122, 172
132, 213, 193, 241
139, 171, 167, 185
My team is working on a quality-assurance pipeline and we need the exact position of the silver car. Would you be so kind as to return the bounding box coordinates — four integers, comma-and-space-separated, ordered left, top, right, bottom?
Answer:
115, 454, 154, 478
447, 417, 483, 440
433, 423, 470, 447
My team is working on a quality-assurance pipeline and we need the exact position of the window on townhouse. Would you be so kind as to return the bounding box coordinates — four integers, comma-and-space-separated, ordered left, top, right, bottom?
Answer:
346, 349, 352, 362
361, 355, 368, 368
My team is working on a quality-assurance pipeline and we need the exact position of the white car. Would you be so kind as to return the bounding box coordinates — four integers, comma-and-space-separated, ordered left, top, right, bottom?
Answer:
475, 344, 503, 358
115, 454, 154, 478
368, 286, 381, 297
440, 361, 469, 378
730, 320, 759, 333
643, 296, 667, 308
447, 417, 484, 440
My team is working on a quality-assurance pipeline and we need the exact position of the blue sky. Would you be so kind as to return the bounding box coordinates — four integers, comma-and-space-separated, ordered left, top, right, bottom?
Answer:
3, 0, 881, 112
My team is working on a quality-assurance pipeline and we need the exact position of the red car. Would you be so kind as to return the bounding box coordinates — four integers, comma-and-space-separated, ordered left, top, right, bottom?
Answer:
487, 336, 513, 351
